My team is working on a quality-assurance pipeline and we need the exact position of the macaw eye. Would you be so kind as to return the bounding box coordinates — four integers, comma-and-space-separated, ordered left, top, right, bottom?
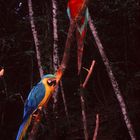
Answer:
47, 79, 56, 86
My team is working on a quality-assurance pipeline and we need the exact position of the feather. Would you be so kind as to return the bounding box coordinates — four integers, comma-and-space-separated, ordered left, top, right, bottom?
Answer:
23, 83, 45, 118
16, 115, 31, 140
77, 8, 89, 35
16, 83, 45, 140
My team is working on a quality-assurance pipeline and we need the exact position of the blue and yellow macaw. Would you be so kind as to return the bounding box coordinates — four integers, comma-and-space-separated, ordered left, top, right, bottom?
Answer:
16, 74, 58, 140
67, 0, 89, 74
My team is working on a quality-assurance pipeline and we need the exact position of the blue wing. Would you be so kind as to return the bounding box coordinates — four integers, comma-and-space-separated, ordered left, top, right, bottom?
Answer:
23, 82, 45, 118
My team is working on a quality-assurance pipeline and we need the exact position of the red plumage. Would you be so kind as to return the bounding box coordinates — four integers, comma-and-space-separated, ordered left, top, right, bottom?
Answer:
67, 0, 88, 74
68, 0, 85, 19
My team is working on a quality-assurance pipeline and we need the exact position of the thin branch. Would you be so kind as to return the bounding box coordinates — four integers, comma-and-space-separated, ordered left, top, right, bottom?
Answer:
82, 67, 89, 72
9, 93, 24, 104
93, 114, 99, 140
80, 93, 88, 140
60, 80, 70, 123
79, 60, 95, 140
88, 16, 136, 140
83, 60, 95, 88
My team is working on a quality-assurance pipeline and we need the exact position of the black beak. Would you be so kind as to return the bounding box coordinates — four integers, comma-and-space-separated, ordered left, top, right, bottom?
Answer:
47, 78, 56, 86
52, 79, 56, 86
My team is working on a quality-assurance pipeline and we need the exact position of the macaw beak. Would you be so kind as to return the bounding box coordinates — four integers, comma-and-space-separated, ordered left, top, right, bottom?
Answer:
55, 68, 63, 84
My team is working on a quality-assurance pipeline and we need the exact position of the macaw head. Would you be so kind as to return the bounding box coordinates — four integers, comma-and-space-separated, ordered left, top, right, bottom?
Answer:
41, 69, 62, 93
41, 74, 57, 93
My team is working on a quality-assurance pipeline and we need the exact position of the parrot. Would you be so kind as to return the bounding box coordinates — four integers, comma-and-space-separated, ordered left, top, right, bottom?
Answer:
67, 0, 89, 74
16, 74, 58, 140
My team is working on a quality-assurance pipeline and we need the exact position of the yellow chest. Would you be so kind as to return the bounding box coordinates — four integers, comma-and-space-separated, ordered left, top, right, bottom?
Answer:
38, 80, 53, 107
39, 89, 52, 107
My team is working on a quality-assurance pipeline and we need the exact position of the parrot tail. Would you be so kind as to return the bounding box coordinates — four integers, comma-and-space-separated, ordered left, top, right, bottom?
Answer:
16, 115, 31, 140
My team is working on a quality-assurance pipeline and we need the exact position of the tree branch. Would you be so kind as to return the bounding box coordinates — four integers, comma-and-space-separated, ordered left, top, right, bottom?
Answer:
88, 15, 136, 140
57, 0, 88, 80
83, 60, 95, 88
28, 0, 44, 78
79, 60, 95, 140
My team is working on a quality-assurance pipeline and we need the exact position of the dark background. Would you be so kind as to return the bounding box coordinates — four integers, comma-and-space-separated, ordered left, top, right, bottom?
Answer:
0, 0, 140, 140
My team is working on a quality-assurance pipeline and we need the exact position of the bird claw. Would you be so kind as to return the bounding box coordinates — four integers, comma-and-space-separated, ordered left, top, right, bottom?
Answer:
32, 113, 40, 122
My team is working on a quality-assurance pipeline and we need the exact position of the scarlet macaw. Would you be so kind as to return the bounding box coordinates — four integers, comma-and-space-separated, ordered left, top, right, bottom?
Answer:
67, 0, 89, 74
16, 74, 57, 140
